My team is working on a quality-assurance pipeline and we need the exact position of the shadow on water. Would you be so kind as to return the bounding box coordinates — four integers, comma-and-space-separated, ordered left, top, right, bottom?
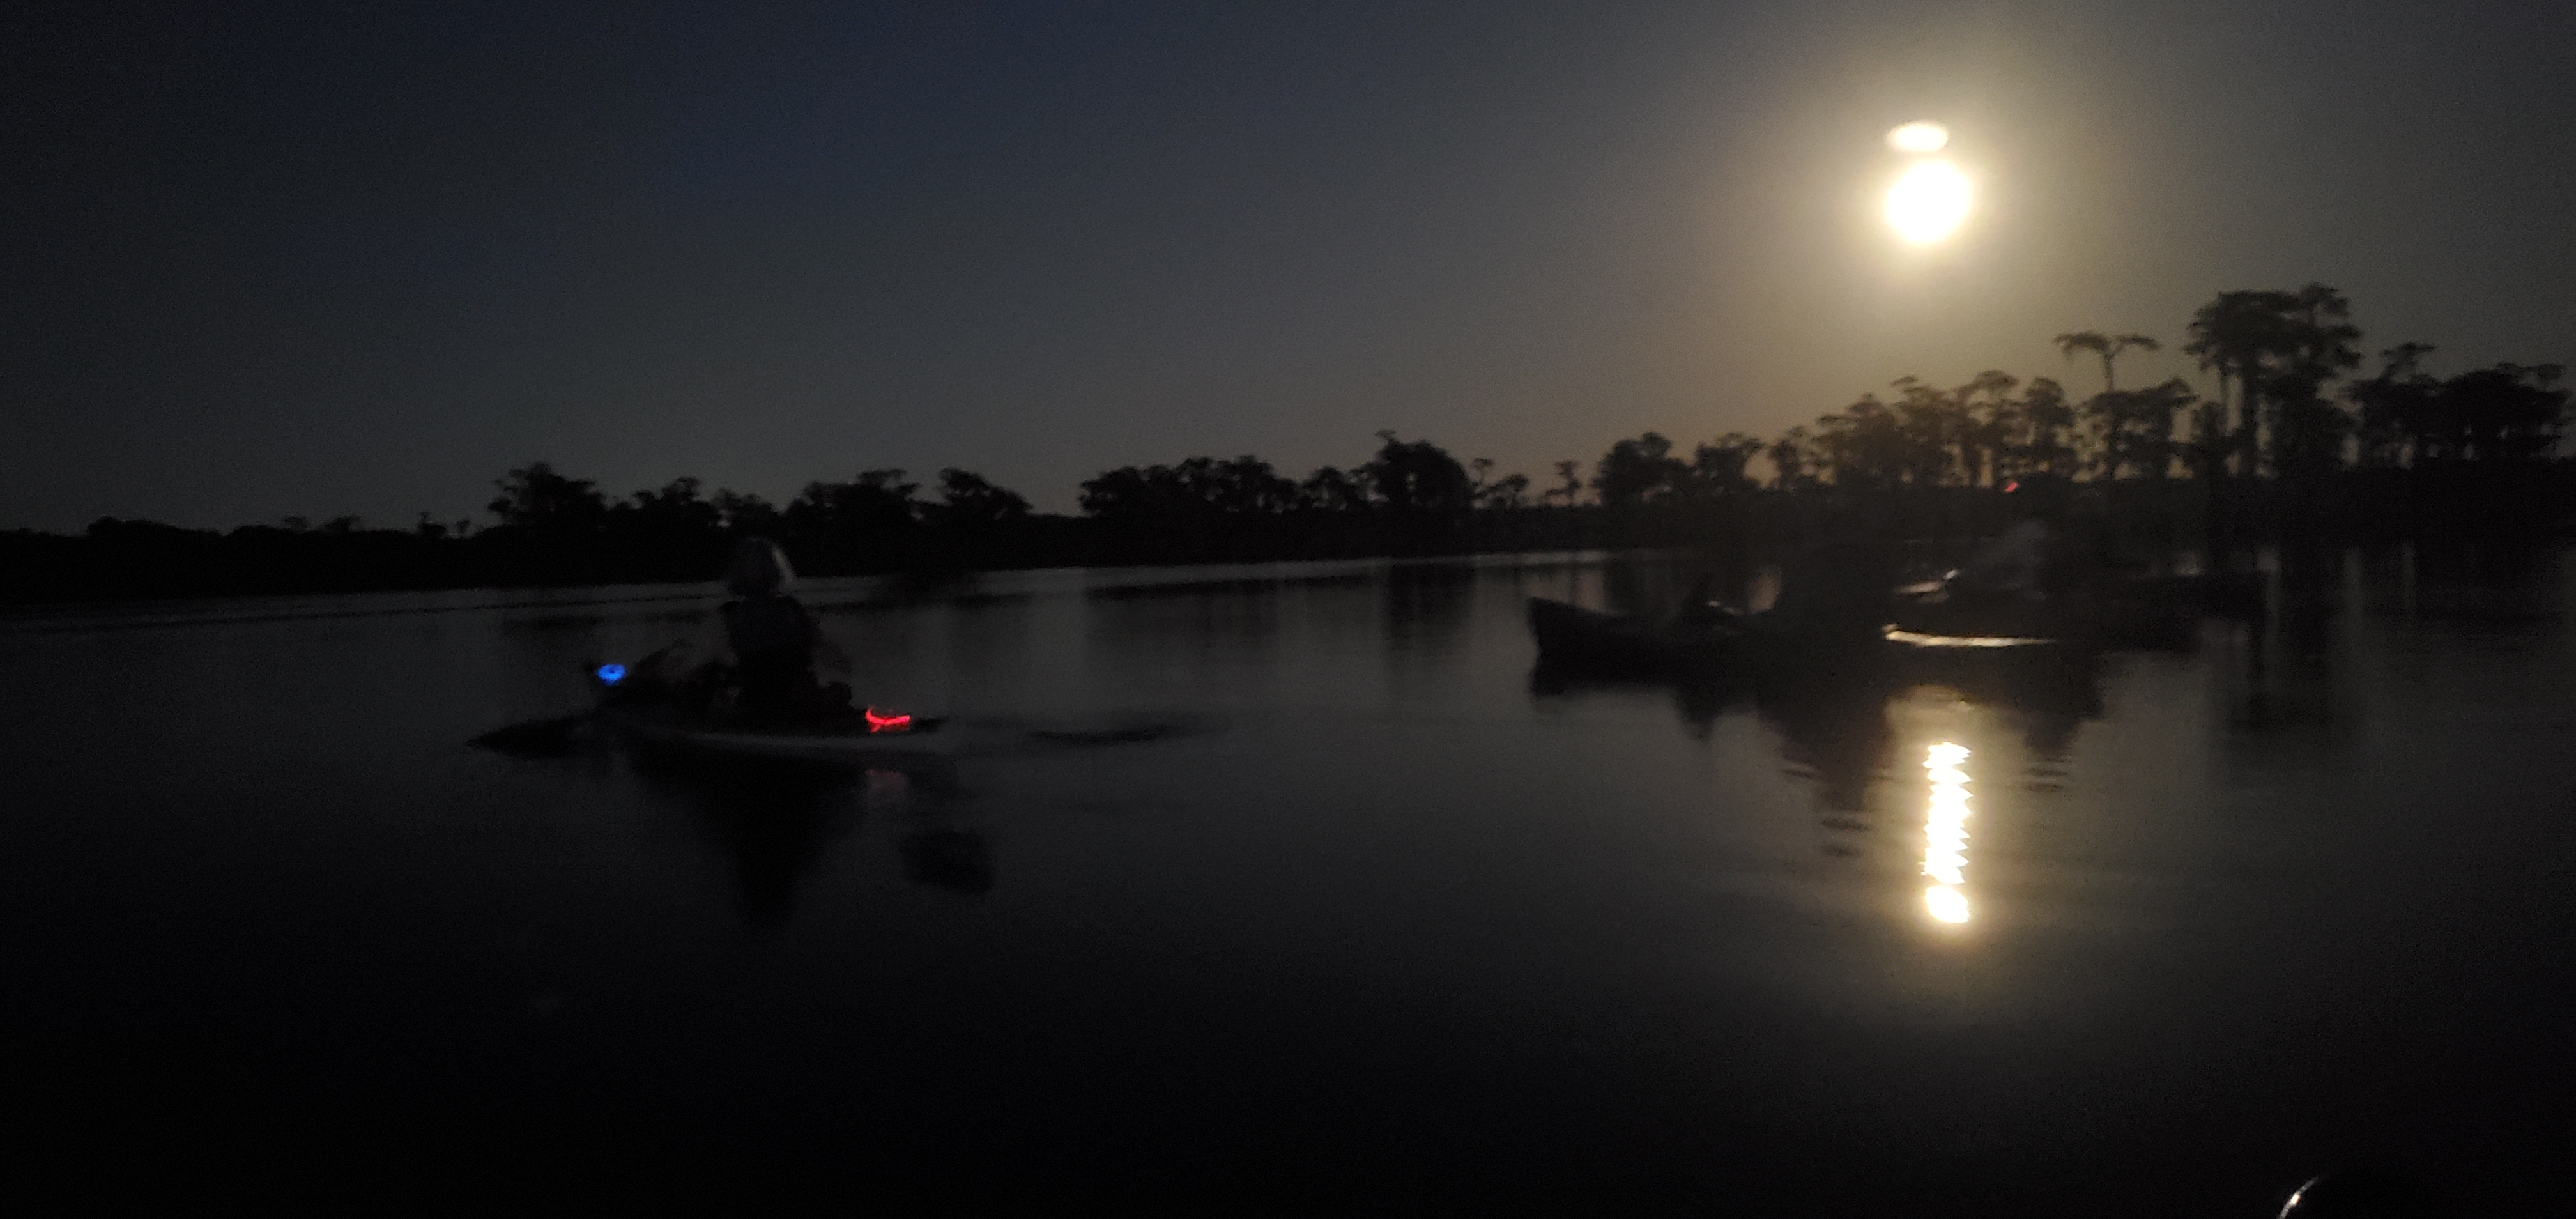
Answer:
629, 751, 862, 926
627, 751, 993, 924
1901, 647, 2107, 758
1755, 660, 1896, 813
1759, 647, 2103, 812
1529, 654, 1752, 741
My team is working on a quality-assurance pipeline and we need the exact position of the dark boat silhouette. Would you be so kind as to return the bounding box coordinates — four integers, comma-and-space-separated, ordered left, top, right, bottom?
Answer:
1525, 595, 1745, 672
1530, 570, 2260, 672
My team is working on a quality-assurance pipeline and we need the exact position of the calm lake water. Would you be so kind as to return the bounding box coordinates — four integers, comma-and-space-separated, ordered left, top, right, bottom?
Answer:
6, 548, 2572, 1210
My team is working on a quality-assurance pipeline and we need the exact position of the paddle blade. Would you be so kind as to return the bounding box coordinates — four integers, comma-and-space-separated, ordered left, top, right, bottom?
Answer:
470, 713, 592, 758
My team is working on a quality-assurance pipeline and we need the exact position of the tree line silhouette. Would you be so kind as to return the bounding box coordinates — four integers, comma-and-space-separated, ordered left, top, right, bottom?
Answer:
4, 286, 2566, 604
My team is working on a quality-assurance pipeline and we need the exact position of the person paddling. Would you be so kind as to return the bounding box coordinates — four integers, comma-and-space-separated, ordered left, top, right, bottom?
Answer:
717, 538, 852, 719
1950, 477, 2092, 602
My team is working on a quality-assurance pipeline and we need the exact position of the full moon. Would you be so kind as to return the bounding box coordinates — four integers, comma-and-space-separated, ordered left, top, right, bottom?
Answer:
1885, 160, 1972, 244
1886, 121, 1949, 153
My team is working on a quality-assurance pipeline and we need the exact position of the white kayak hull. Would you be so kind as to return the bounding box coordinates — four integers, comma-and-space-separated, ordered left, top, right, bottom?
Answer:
601, 704, 958, 767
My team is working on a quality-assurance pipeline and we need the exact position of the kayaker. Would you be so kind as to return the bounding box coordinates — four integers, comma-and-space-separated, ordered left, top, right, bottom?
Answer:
1766, 508, 1897, 643
1673, 574, 1727, 629
718, 538, 852, 718
1953, 478, 2067, 600
1954, 518, 2051, 599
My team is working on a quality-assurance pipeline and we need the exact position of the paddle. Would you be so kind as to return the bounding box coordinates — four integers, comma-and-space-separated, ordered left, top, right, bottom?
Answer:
468, 659, 633, 757
468, 711, 597, 757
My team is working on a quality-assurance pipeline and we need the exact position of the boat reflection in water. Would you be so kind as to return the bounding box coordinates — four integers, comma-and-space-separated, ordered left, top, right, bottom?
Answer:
630, 752, 993, 925
1922, 741, 1972, 925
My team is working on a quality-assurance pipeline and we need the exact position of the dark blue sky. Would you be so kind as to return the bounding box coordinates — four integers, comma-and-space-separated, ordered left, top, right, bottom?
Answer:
8, 1, 2571, 529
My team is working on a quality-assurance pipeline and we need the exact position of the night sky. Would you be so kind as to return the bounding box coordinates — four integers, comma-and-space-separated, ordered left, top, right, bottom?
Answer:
9, 1, 2571, 530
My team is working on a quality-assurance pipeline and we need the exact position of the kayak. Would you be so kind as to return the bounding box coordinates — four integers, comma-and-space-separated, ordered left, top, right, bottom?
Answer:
599, 701, 958, 769
1883, 571, 2253, 652
579, 656, 956, 768
1882, 594, 2076, 649
1526, 596, 1744, 670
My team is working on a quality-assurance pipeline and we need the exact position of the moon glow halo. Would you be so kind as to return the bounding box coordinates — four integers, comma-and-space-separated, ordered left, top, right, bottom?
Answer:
1886, 121, 1949, 153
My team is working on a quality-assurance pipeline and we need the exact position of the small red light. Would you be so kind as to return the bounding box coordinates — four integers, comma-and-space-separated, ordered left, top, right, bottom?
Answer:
2003, 480, 2020, 493
864, 707, 913, 733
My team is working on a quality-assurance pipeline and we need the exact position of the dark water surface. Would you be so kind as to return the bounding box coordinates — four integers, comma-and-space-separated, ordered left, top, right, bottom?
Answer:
7, 549, 2573, 1210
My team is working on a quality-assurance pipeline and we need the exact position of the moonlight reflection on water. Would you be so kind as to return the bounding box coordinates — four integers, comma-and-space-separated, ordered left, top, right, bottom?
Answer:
1922, 741, 1973, 924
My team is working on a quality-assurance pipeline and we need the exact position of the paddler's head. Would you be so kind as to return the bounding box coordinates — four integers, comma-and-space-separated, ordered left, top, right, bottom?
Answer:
724, 537, 796, 597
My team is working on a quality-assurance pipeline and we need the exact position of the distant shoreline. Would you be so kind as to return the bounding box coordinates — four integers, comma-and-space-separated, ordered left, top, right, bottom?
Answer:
10, 466, 2570, 610
0, 549, 1667, 629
